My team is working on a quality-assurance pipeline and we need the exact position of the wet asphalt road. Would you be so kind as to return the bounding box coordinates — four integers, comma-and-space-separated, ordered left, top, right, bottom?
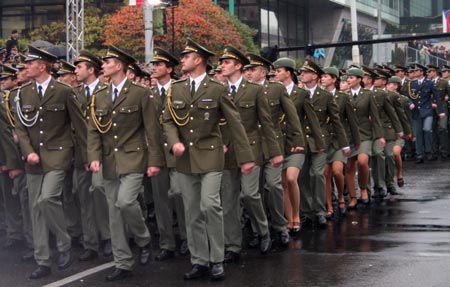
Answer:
1, 160, 450, 287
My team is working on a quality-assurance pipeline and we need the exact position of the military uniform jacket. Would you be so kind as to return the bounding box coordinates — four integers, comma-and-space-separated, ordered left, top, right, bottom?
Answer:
372, 88, 402, 141
88, 79, 165, 179
221, 79, 281, 167
14, 78, 88, 174
351, 88, 383, 141
0, 92, 23, 170
289, 85, 325, 153
431, 78, 449, 115
330, 91, 360, 148
390, 91, 413, 137
306, 87, 348, 151
73, 81, 107, 168
261, 80, 304, 158
163, 76, 254, 173
407, 79, 444, 120
151, 85, 176, 168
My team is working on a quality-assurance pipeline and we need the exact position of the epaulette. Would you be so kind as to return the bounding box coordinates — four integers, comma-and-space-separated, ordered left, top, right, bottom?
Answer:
93, 85, 108, 94
56, 81, 73, 88
246, 80, 262, 87
172, 78, 187, 84
268, 80, 283, 86
10, 86, 19, 93
209, 78, 226, 86
20, 81, 32, 89
132, 81, 148, 89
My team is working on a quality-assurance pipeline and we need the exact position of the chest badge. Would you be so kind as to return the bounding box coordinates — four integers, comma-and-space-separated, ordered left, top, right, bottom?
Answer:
204, 112, 210, 121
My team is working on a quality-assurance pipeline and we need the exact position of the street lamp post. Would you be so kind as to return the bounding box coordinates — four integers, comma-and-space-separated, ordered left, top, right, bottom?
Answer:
144, 0, 161, 63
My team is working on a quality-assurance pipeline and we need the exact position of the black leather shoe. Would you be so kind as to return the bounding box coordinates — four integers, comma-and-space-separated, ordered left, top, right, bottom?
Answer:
317, 215, 327, 227
415, 158, 424, 164
155, 249, 174, 261
224, 251, 240, 263
279, 230, 290, 246
78, 249, 98, 261
103, 239, 112, 257
210, 263, 225, 280
179, 239, 189, 256
105, 268, 131, 281
248, 233, 259, 248
29, 265, 51, 279
260, 233, 272, 254
301, 217, 314, 227
139, 244, 152, 265
58, 250, 72, 270
183, 264, 209, 280
21, 248, 34, 262
387, 187, 401, 195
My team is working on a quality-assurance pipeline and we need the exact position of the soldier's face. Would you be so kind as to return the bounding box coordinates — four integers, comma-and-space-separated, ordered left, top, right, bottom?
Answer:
274, 67, 289, 83
25, 60, 44, 79
246, 67, 262, 82
374, 78, 385, 88
102, 58, 121, 77
75, 62, 91, 83
16, 69, 29, 83
362, 75, 373, 87
151, 61, 171, 80
300, 70, 316, 84
347, 75, 361, 89
442, 70, 450, 79
395, 70, 404, 78
386, 83, 398, 92
1, 77, 15, 90
320, 74, 335, 89
220, 59, 242, 78
340, 79, 350, 91
180, 52, 198, 73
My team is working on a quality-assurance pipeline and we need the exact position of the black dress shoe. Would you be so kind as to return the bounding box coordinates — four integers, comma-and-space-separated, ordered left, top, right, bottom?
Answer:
317, 215, 327, 227
224, 251, 240, 263
387, 187, 401, 195
179, 239, 189, 256
58, 250, 72, 270
279, 230, 290, 246
259, 233, 272, 254
21, 248, 34, 262
105, 268, 132, 281
155, 249, 174, 261
415, 158, 424, 164
139, 244, 152, 265
29, 265, 51, 279
301, 217, 314, 227
78, 249, 98, 261
248, 233, 259, 248
103, 239, 112, 257
183, 264, 209, 280
210, 263, 225, 281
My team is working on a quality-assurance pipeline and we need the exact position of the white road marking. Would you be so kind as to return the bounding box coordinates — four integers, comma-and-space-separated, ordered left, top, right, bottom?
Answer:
41, 262, 115, 287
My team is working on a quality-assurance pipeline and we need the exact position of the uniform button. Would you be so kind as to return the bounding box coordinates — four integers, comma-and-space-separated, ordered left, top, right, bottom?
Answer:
137, 147, 140, 150
306, 126, 310, 129
190, 104, 194, 108
40, 118, 43, 122
59, 147, 63, 150
114, 135, 118, 139
86, 116, 90, 120
306, 135, 310, 138
113, 123, 117, 127
189, 129, 193, 133
112, 111, 116, 115
210, 145, 214, 149
189, 142, 193, 146
164, 143, 168, 146
276, 135, 279, 138
39, 107, 43, 110
190, 117, 194, 120
39, 131, 43, 134
114, 148, 118, 151
252, 141, 256, 144
258, 124, 262, 128
40, 142, 43, 146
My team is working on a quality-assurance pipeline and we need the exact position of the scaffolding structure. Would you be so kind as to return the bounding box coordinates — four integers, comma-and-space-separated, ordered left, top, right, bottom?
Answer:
66, 0, 84, 62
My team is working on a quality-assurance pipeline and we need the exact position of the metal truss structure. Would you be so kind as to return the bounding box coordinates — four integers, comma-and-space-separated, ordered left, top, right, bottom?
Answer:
66, 0, 84, 62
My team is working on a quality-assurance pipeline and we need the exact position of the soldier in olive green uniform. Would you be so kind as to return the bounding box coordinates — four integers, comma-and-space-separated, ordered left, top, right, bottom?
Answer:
244, 54, 304, 244
298, 60, 349, 227
73, 50, 111, 261
345, 68, 384, 208
88, 45, 164, 281
371, 68, 404, 196
14, 45, 88, 279
163, 39, 255, 281
218, 46, 282, 262
426, 65, 450, 160
149, 47, 188, 260
321, 67, 360, 216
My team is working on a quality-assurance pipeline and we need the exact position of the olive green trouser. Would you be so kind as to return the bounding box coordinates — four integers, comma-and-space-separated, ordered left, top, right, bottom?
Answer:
27, 170, 71, 267
372, 140, 395, 190
299, 152, 327, 218
263, 161, 288, 232
0, 173, 23, 242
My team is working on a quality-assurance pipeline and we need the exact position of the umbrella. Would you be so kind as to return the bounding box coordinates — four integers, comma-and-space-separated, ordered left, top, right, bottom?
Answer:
30, 40, 54, 49
45, 45, 67, 60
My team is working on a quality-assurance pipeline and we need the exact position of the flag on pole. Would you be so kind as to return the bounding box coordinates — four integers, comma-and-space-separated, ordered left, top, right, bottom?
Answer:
129, 0, 144, 6
443, 9, 450, 33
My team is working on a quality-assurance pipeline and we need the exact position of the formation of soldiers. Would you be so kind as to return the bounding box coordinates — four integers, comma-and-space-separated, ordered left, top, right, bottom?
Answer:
0, 38, 448, 282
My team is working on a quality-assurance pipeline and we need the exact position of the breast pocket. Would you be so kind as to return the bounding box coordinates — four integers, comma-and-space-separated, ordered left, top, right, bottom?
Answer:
313, 104, 327, 120
44, 104, 66, 122
118, 105, 140, 125
21, 105, 36, 116
197, 101, 218, 122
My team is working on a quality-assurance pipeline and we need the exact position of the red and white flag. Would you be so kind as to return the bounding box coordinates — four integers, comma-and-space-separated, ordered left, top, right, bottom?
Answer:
443, 9, 450, 32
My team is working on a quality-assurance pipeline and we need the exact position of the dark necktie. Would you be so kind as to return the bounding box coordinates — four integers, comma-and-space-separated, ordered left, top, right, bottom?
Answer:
160, 87, 166, 103
353, 92, 357, 99
38, 85, 43, 98
190, 80, 196, 97
230, 85, 237, 99
85, 86, 91, 103
113, 88, 119, 103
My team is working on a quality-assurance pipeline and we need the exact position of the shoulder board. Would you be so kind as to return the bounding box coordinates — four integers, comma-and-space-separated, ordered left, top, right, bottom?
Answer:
132, 81, 148, 89
209, 78, 226, 86
56, 81, 73, 88
172, 78, 187, 84
10, 87, 19, 92
245, 80, 262, 87
20, 82, 32, 89
268, 80, 284, 87
93, 85, 108, 94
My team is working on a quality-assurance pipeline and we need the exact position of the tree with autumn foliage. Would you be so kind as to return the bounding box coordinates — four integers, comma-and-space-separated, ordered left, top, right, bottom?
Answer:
103, 0, 257, 61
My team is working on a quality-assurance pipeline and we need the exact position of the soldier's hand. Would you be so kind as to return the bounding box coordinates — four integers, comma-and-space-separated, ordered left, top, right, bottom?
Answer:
271, 155, 284, 167
83, 163, 90, 171
432, 103, 438, 109
0, 165, 7, 173
9, 169, 22, 179
147, 166, 160, 177
172, 143, 185, 157
406, 134, 413, 140
378, 137, 386, 148
342, 146, 351, 157
291, 146, 304, 153
354, 145, 360, 151
90, 160, 100, 173
240, 161, 255, 175
27, 153, 40, 165
439, 113, 446, 119
412, 136, 416, 142
409, 103, 415, 110
223, 145, 228, 154
318, 148, 325, 154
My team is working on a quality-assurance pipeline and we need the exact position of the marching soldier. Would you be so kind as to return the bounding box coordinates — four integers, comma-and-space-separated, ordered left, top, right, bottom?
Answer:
298, 60, 349, 227
88, 45, 164, 281
14, 45, 88, 279
73, 50, 112, 261
149, 47, 188, 260
218, 46, 282, 262
163, 39, 255, 280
